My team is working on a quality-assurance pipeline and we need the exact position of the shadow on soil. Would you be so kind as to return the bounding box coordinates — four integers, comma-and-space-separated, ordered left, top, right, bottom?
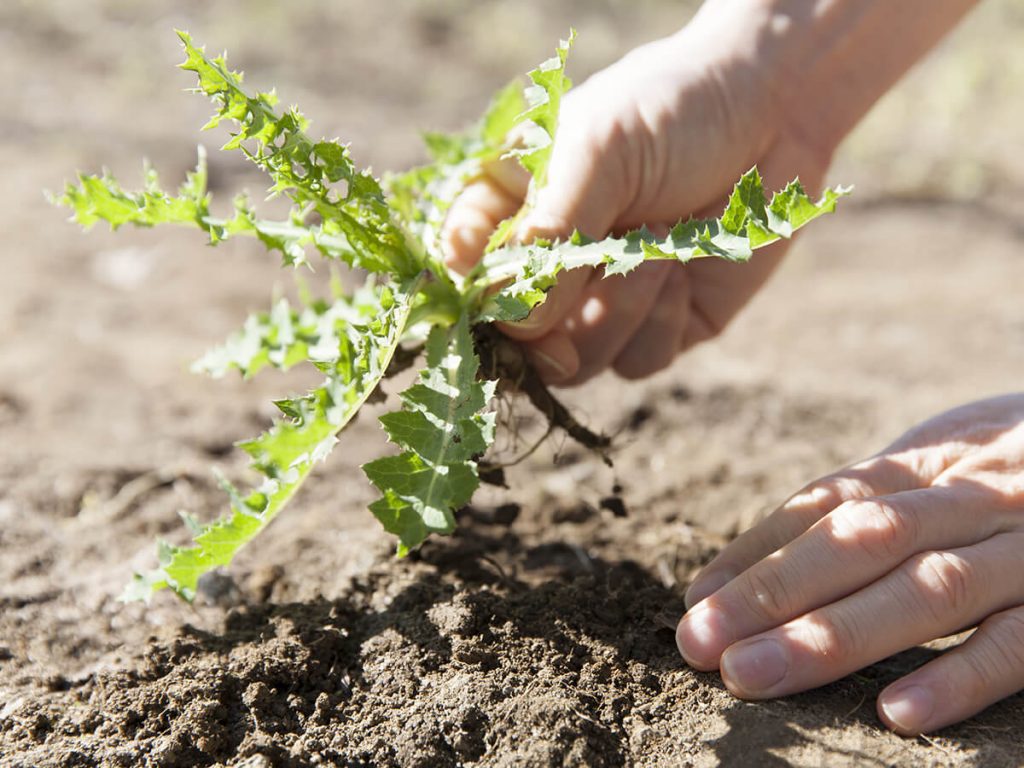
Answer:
162, 518, 1023, 767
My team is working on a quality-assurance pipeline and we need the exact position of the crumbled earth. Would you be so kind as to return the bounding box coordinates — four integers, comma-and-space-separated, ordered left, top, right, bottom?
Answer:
3, 1, 1024, 766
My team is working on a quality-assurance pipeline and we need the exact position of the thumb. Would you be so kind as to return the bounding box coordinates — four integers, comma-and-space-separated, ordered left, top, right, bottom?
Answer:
502, 118, 630, 338
517, 120, 628, 244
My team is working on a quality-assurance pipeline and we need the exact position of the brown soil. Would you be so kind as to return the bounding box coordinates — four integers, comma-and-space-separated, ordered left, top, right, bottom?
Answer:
3, 2, 1024, 766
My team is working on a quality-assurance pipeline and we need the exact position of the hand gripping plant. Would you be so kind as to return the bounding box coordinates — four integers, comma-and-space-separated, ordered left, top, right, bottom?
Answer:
55, 32, 848, 601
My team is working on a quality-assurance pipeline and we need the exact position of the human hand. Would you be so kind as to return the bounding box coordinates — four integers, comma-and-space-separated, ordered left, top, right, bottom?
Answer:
442, 9, 834, 385
677, 394, 1024, 735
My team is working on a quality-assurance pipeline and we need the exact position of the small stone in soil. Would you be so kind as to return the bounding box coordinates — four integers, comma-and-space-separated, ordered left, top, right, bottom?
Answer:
600, 496, 628, 518
553, 502, 597, 524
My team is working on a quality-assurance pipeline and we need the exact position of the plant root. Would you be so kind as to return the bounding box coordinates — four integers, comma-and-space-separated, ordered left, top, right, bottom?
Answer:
473, 325, 611, 462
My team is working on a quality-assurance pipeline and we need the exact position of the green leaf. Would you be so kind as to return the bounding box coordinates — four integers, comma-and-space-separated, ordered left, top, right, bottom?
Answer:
53, 147, 212, 233
363, 315, 496, 555
479, 31, 576, 253
124, 279, 420, 602
477, 169, 850, 322
57, 32, 426, 275
55, 152, 376, 269
52, 30, 854, 603
509, 30, 576, 194
194, 280, 386, 379
385, 79, 525, 265
176, 31, 416, 276
482, 80, 529, 147
385, 33, 573, 264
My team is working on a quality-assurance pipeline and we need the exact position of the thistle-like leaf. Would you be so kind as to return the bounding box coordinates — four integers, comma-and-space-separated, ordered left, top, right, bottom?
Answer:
194, 281, 387, 379
477, 169, 851, 322
54, 31, 853, 603
510, 29, 575, 193
54, 148, 213, 233
55, 151, 380, 269
385, 80, 525, 264
363, 316, 496, 555
123, 280, 419, 602
481, 31, 576, 252
175, 31, 416, 276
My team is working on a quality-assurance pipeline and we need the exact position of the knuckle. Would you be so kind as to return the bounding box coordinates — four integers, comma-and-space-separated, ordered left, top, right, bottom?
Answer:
831, 498, 918, 561
801, 609, 863, 663
953, 613, 1024, 702
818, 473, 876, 507
956, 651, 995, 704
911, 551, 977, 620
738, 566, 797, 624
982, 469, 1024, 508
782, 472, 873, 527
592, 110, 630, 148
981, 610, 1024, 670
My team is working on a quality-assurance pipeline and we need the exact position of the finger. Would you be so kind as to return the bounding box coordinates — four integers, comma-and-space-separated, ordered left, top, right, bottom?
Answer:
678, 484, 1005, 669
556, 261, 674, 386
678, 242, 788, 350
716, 532, 1024, 699
523, 330, 580, 385
443, 169, 525, 274
488, 93, 630, 345
497, 126, 628, 345
484, 154, 531, 201
519, 120, 626, 245
878, 605, 1024, 735
611, 262, 691, 380
676, 139, 831, 353
684, 456, 928, 609
497, 267, 593, 341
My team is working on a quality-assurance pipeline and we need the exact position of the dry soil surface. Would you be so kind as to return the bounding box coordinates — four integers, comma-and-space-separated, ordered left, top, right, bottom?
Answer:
2, 2, 1024, 766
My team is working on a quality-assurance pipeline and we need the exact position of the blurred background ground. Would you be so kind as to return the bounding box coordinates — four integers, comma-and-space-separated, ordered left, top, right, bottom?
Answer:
1, 1, 1023, 766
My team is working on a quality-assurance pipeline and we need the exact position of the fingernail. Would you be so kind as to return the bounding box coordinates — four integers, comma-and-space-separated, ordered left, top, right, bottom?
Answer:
880, 685, 935, 734
529, 350, 570, 380
685, 569, 736, 610
722, 638, 789, 695
676, 602, 730, 670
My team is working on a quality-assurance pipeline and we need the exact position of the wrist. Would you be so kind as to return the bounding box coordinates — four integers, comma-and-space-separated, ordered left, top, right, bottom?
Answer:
714, 0, 976, 153
674, 0, 842, 161
668, 1, 831, 160
679, 0, 978, 158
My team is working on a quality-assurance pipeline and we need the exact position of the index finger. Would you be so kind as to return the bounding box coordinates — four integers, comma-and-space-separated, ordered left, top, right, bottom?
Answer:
442, 157, 529, 274
684, 456, 927, 609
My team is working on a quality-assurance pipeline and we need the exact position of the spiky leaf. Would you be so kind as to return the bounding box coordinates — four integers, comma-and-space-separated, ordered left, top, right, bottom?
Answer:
176, 31, 416, 276
477, 169, 850, 321
511, 30, 575, 192
55, 148, 212, 232
363, 316, 496, 555
53, 30, 850, 604
123, 280, 419, 602
194, 281, 388, 379
385, 80, 525, 264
